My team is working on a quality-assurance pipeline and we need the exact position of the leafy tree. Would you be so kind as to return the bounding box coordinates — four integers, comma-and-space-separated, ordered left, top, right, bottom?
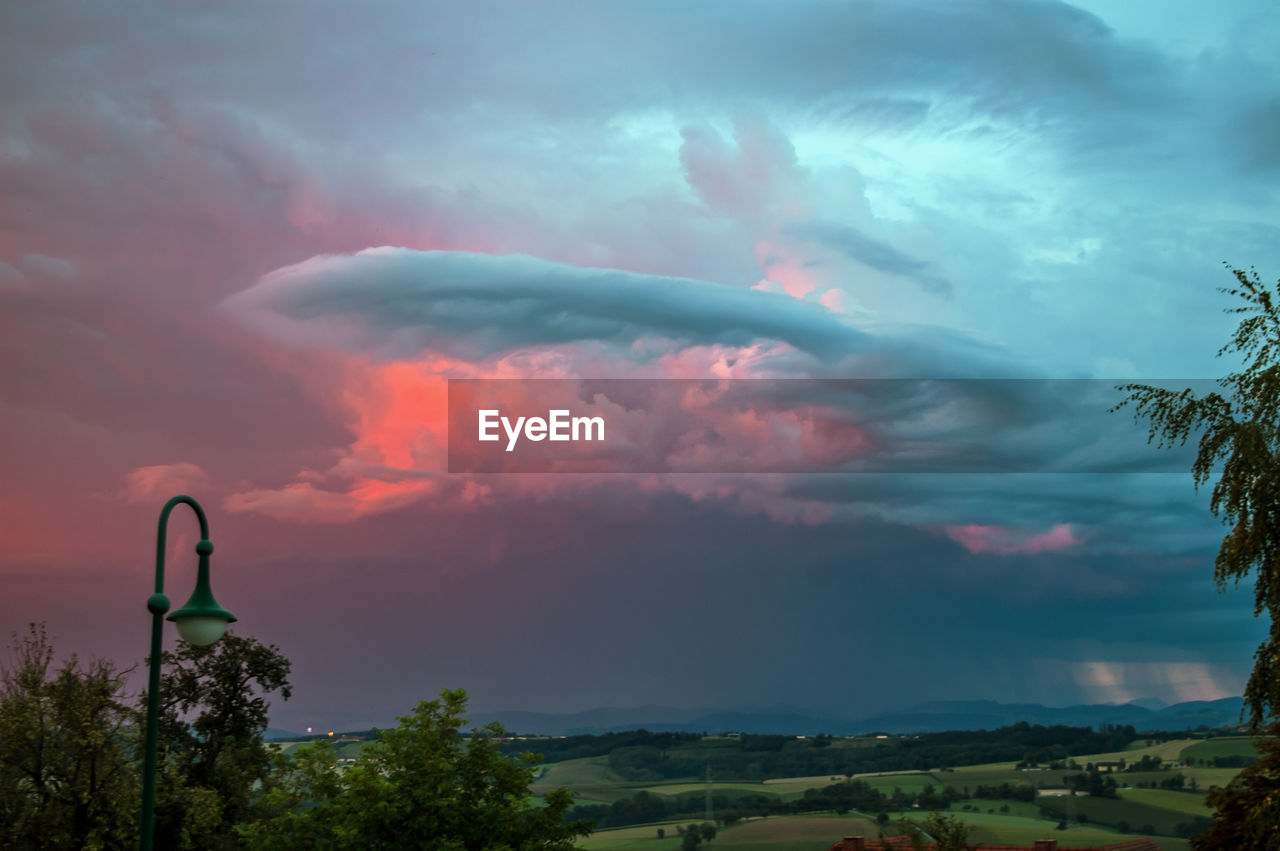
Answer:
1115, 266, 1280, 727
0, 623, 138, 850
241, 688, 592, 850
920, 811, 973, 851
149, 631, 292, 850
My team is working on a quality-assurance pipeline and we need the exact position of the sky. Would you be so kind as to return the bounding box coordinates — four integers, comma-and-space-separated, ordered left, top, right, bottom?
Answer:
2, 1, 1279, 733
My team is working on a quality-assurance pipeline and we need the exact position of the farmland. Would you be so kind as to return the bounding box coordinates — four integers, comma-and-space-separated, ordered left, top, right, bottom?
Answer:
270, 722, 1264, 848
520, 726, 1267, 850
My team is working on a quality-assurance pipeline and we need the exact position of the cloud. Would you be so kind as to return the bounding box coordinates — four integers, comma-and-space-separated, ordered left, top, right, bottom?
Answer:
125, 462, 208, 504
4, 0, 1278, 720
224, 247, 864, 363
679, 115, 804, 220
19, 253, 76, 279
788, 221, 952, 296
941, 522, 1083, 555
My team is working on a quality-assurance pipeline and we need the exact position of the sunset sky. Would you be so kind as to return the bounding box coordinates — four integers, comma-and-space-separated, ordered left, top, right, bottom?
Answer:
3, 1, 1279, 732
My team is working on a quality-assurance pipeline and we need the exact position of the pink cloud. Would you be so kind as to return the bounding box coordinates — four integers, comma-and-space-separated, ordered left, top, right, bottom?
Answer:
679, 115, 804, 221
125, 462, 209, 504
941, 522, 1083, 555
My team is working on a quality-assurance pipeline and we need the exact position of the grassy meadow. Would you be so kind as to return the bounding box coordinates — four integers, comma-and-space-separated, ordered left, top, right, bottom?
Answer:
547, 733, 1259, 850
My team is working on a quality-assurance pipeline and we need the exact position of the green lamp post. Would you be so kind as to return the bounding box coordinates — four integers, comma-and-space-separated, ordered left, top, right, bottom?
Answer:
138, 495, 237, 851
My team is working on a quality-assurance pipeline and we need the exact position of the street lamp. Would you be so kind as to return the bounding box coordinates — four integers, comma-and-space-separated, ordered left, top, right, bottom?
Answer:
138, 495, 237, 851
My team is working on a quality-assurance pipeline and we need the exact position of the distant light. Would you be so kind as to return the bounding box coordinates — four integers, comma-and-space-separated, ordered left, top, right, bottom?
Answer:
328, 731, 334, 737
307, 727, 312, 733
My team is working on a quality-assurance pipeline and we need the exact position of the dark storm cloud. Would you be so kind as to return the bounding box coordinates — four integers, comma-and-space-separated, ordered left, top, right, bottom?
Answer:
205, 487, 1257, 726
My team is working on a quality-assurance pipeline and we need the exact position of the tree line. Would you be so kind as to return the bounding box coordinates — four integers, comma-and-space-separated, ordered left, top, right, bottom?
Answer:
0, 623, 588, 850
575, 722, 1145, 783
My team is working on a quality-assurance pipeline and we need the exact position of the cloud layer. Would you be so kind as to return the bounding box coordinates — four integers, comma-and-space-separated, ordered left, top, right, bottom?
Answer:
2, 0, 1276, 727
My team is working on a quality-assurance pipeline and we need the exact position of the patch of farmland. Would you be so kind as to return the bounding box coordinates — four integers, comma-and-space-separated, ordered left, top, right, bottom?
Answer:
955, 798, 1040, 819
761, 774, 846, 787
939, 809, 1151, 845
714, 813, 880, 849
1038, 793, 1205, 836
1071, 738, 1198, 764
578, 819, 688, 850
1119, 788, 1211, 817
534, 756, 629, 788
937, 763, 1035, 787
856, 773, 941, 794
1180, 767, 1242, 788
645, 781, 785, 798
1179, 736, 1262, 763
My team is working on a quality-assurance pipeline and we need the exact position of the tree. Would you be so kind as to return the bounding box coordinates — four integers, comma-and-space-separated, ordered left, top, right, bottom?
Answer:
0, 623, 138, 850
920, 811, 974, 851
149, 631, 292, 850
1115, 266, 1280, 727
241, 688, 592, 850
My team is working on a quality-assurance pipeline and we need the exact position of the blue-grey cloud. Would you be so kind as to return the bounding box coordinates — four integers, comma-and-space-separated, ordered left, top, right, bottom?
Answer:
788, 220, 952, 295
225, 247, 867, 362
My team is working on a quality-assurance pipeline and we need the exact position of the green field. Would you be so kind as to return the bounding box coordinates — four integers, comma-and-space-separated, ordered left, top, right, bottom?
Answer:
581, 814, 881, 851
935, 762, 1039, 788
1038, 793, 1206, 837
580, 810, 1181, 851
1179, 737, 1261, 764
1179, 767, 1241, 789
577, 820, 687, 851
1120, 788, 1212, 817
854, 773, 940, 795
535, 756, 632, 788
956, 798, 1039, 818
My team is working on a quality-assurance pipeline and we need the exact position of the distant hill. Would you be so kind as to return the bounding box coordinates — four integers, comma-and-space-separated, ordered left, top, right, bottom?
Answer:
265, 727, 304, 741
465, 697, 1246, 737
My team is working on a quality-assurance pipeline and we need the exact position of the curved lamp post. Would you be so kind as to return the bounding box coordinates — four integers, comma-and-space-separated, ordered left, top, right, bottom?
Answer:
139, 495, 237, 851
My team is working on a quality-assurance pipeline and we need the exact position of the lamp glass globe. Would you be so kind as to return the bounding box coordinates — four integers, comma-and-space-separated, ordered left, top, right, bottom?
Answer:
174, 616, 228, 646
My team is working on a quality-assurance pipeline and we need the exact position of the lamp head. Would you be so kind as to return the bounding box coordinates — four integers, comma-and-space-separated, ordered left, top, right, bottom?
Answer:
167, 539, 237, 646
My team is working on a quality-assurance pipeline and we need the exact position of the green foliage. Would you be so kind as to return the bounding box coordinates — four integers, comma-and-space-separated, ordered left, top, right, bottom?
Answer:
0, 623, 138, 850
241, 688, 592, 850
149, 631, 292, 850
1115, 265, 1280, 727
918, 811, 972, 851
